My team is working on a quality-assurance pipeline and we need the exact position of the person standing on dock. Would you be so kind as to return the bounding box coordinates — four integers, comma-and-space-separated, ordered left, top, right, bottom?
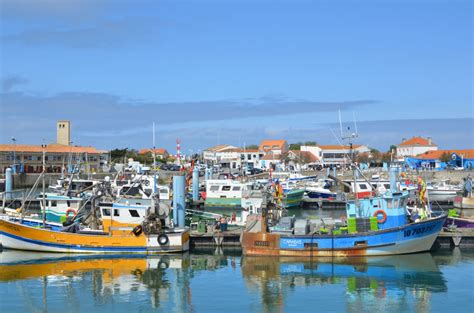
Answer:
463, 175, 472, 197
417, 176, 427, 206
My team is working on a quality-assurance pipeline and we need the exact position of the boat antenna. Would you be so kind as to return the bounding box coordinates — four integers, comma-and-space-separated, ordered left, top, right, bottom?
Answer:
353, 111, 358, 137
338, 108, 343, 139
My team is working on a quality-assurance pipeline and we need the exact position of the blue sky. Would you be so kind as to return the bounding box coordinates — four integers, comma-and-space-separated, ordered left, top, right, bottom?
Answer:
1, 0, 472, 153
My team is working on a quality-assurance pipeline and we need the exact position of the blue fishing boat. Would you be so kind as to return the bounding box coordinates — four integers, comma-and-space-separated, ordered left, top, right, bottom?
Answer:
243, 190, 446, 256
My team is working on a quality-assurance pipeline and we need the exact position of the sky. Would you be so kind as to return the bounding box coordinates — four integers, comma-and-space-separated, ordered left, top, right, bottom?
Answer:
0, 0, 472, 154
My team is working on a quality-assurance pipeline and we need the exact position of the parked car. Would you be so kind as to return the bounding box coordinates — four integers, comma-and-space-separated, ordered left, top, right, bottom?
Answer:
169, 165, 181, 171
250, 168, 264, 175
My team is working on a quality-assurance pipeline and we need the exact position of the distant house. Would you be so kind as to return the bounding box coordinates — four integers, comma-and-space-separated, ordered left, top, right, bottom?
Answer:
259, 153, 283, 171
0, 144, 107, 173
410, 149, 474, 170
203, 144, 239, 165
303, 145, 369, 166
286, 150, 320, 170
396, 137, 438, 158
259, 140, 288, 155
139, 148, 169, 160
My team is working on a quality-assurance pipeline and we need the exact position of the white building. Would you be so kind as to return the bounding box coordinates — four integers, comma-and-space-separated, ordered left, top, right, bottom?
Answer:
301, 144, 370, 166
396, 137, 438, 158
203, 145, 264, 170
203, 145, 238, 163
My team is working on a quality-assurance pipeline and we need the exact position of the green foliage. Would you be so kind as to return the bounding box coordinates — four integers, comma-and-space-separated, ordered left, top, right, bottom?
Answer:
245, 144, 259, 150
110, 148, 128, 162
440, 151, 451, 163
289, 141, 317, 150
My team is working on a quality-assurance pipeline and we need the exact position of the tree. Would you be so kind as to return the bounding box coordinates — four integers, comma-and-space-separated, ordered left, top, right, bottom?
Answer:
381, 152, 392, 163
355, 152, 370, 164
245, 144, 259, 150
389, 145, 397, 154
110, 148, 128, 162
289, 141, 317, 151
440, 151, 451, 163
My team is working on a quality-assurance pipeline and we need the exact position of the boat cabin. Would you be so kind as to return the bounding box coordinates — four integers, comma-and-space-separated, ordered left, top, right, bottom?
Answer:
38, 193, 84, 223
98, 202, 148, 234
346, 192, 409, 230
206, 180, 245, 199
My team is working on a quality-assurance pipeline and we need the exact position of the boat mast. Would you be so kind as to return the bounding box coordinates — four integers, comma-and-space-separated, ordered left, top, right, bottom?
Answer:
41, 143, 46, 228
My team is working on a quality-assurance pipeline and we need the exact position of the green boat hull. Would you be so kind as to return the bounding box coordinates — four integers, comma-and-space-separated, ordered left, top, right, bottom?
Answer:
283, 189, 305, 208
205, 197, 241, 208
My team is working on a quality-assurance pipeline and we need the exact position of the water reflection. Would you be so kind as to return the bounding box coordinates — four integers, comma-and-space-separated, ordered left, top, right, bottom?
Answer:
0, 250, 232, 312
241, 254, 447, 313
0, 250, 461, 313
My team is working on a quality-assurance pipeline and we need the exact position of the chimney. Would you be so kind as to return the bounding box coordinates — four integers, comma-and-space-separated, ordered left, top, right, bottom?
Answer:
427, 137, 432, 145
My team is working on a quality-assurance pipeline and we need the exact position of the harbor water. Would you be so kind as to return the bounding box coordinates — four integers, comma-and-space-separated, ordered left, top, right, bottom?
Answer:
0, 249, 473, 313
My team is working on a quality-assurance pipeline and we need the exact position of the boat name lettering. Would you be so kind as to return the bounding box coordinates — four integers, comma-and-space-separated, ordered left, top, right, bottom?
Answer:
281, 239, 304, 248
403, 224, 436, 237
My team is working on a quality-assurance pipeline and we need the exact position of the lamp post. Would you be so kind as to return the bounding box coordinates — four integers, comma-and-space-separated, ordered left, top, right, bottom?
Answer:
11, 137, 16, 171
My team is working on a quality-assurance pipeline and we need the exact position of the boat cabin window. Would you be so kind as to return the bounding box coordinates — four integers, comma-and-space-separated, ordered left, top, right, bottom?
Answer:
102, 208, 111, 216
67, 201, 71, 206
393, 199, 399, 208
222, 186, 231, 191
159, 189, 168, 194
51, 201, 57, 207
129, 210, 140, 217
384, 184, 390, 190
114, 209, 120, 217
359, 184, 368, 190
210, 186, 219, 191
354, 240, 368, 246
386, 200, 393, 209
232, 186, 241, 191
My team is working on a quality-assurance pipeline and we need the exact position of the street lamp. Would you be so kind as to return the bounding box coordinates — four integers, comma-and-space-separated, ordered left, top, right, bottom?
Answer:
11, 137, 16, 170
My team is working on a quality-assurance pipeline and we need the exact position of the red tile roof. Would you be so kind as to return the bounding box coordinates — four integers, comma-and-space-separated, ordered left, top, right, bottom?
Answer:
398, 137, 436, 147
260, 154, 281, 160
0, 144, 104, 154
139, 148, 168, 155
259, 140, 287, 151
289, 150, 319, 162
416, 149, 474, 159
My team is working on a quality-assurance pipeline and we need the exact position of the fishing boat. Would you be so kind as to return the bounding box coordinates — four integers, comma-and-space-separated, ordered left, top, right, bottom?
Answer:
444, 209, 474, 228
454, 196, 474, 210
204, 179, 247, 208
426, 181, 461, 202
114, 174, 171, 201
242, 166, 447, 257
0, 192, 189, 253
305, 180, 336, 199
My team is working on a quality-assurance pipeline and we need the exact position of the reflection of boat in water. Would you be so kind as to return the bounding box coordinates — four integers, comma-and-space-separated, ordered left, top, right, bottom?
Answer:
241, 253, 447, 313
0, 250, 233, 282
